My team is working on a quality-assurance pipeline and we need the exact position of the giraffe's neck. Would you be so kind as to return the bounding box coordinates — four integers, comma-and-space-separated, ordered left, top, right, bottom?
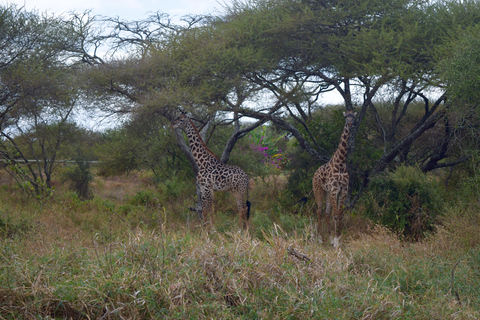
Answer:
184, 120, 220, 169
330, 124, 350, 166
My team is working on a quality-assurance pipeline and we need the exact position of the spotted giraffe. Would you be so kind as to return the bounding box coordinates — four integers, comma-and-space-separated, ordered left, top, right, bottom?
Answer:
312, 110, 356, 241
171, 114, 251, 229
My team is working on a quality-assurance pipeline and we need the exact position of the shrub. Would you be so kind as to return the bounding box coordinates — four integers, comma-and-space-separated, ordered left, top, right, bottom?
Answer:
0, 215, 31, 238
362, 165, 444, 240
61, 158, 94, 200
129, 190, 158, 207
157, 175, 191, 202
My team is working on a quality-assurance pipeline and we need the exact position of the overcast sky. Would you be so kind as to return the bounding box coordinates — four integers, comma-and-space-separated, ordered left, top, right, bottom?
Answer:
5, 0, 239, 130
6, 0, 343, 129
7, 0, 230, 20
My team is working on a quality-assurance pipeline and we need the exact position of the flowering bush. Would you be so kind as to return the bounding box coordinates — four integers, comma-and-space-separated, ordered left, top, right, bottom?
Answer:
249, 126, 287, 170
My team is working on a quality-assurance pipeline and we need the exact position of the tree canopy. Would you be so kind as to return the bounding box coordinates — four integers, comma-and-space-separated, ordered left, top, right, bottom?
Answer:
2, 0, 480, 201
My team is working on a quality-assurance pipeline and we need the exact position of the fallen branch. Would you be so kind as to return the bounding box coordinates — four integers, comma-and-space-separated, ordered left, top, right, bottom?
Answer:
287, 246, 311, 263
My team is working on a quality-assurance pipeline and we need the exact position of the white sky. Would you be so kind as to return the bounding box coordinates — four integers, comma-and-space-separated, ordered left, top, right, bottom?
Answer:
7, 0, 230, 20
4, 0, 239, 131
6, 0, 344, 130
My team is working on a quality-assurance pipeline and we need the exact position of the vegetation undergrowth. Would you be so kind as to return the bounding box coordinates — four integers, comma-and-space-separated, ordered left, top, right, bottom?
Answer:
0, 171, 479, 319
361, 165, 445, 241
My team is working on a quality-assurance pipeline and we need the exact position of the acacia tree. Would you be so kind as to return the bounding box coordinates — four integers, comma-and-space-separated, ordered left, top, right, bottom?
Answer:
82, 13, 270, 176
0, 5, 94, 196
440, 24, 480, 107
433, 23, 480, 181
202, 0, 480, 203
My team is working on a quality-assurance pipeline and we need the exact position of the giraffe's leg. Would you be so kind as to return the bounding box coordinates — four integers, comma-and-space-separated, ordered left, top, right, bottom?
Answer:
322, 190, 332, 236
237, 198, 249, 230
313, 178, 324, 237
329, 190, 338, 238
231, 187, 249, 230
194, 180, 204, 221
337, 184, 348, 236
199, 185, 214, 228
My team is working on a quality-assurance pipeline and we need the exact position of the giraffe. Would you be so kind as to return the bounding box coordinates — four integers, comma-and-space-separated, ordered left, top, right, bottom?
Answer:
312, 110, 356, 242
171, 114, 251, 229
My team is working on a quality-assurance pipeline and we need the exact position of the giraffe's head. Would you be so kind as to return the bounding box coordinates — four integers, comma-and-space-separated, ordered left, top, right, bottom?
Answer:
343, 111, 356, 127
171, 114, 190, 131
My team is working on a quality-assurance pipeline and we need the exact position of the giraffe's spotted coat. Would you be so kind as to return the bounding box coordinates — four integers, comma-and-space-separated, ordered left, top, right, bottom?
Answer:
313, 110, 356, 239
172, 114, 251, 229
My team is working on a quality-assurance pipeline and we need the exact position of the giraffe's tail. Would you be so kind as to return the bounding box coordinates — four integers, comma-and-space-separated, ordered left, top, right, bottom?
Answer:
291, 189, 313, 206
246, 201, 251, 220
292, 197, 308, 206
246, 184, 251, 220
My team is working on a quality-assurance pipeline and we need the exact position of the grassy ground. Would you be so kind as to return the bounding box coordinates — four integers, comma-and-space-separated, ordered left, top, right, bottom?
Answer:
0, 173, 479, 319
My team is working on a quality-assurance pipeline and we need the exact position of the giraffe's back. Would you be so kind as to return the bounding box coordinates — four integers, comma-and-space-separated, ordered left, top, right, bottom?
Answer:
201, 163, 248, 193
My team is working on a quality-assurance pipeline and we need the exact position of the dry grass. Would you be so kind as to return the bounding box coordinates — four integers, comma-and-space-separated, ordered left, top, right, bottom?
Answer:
0, 173, 479, 319
92, 173, 155, 201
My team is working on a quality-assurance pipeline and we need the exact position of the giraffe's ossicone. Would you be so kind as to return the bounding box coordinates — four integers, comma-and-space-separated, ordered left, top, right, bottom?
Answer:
172, 114, 251, 229
312, 110, 356, 242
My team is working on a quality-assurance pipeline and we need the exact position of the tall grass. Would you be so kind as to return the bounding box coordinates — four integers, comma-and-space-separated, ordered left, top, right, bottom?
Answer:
0, 173, 479, 319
